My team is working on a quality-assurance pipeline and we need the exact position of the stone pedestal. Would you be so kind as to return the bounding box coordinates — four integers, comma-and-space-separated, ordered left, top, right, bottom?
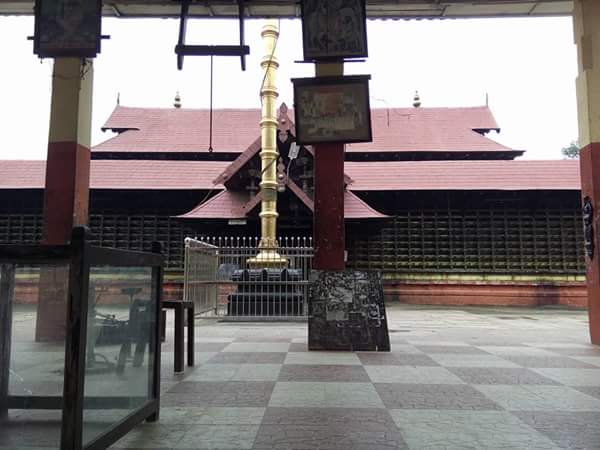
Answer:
308, 270, 390, 351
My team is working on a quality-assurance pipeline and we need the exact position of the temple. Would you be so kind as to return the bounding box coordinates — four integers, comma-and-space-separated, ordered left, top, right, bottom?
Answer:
0, 100, 584, 306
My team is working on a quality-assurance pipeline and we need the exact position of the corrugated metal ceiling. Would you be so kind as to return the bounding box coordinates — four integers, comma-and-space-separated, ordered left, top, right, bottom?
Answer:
0, 1, 573, 19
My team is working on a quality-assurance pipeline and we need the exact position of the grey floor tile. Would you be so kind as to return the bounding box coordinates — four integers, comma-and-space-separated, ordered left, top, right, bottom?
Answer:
478, 346, 558, 357
165, 381, 275, 407
428, 353, 520, 368
158, 407, 266, 425
503, 355, 599, 368
252, 424, 408, 449
514, 411, 600, 450
206, 352, 287, 364
365, 366, 465, 384
447, 367, 561, 385
543, 347, 600, 357
185, 364, 281, 381
223, 342, 290, 353
474, 385, 600, 411
374, 383, 502, 410
390, 410, 559, 450
235, 337, 293, 343
288, 342, 308, 352
415, 345, 489, 354
257, 408, 410, 448
277, 364, 370, 382
573, 356, 600, 367
573, 386, 600, 400
112, 423, 189, 448
269, 382, 384, 408
162, 342, 230, 353
178, 424, 259, 449
357, 353, 439, 366
284, 352, 361, 365
532, 368, 600, 386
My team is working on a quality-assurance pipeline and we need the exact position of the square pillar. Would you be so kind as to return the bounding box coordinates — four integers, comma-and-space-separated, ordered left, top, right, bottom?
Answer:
313, 62, 345, 270
574, 0, 600, 344
36, 58, 93, 342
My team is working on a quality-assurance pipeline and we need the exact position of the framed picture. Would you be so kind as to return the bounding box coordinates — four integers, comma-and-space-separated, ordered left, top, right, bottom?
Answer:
292, 75, 372, 145
301, 0, 368, 61
34, 0, 102, 58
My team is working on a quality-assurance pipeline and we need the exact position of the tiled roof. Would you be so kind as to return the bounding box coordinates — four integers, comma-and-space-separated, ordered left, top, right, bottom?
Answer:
346, 106, 517, 154
94, 105, 518, 155
345, 160, 581, 191
95, 106, 262, 153
1, 159, 580, 192
344, 191, 388, 219
178, 187, 387, 219
0, 160, 228, 190
177, 190, 246, 219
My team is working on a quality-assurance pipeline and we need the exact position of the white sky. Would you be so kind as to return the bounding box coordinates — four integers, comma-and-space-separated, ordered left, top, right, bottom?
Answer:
0, 15, 578, 160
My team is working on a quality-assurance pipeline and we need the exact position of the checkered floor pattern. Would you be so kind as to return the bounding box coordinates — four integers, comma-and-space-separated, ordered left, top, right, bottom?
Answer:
113, 305, 600, 449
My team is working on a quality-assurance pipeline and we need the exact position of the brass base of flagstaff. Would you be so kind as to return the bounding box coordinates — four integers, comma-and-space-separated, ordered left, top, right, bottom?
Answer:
247, 244, 288, 269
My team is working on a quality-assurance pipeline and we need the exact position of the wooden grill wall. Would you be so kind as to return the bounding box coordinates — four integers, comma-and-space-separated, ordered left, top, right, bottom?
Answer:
0, 189, 586, 276
347, 191, 585, 275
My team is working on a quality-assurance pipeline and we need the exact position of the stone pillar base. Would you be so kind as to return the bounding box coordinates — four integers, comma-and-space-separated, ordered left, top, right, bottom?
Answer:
308, 270, 390, 352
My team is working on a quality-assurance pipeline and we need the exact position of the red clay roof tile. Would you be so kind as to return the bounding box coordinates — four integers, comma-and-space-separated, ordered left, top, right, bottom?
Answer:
345, 160, 581, 191
95, 105, 516, 155
0, 160, 228, 190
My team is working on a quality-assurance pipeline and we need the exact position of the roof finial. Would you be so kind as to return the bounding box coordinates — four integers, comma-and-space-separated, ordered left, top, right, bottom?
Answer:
174, 91, 182, 109
413, 90, 421, 108
116, 92, 120, 106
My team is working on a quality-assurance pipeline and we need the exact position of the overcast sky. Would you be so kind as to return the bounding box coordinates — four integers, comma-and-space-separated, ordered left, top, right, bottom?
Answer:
0, 15, 578, 160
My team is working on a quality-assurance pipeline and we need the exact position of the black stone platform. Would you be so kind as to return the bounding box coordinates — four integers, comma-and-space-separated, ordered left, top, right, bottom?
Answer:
227, 268, 304, 316
308, 270, 390, 351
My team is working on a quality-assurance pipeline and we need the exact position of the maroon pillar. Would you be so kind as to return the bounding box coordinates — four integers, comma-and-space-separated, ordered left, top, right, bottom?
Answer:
580, 143, 600, 344
42, 142, 91, 245
35, 59, 93, 341
313, 143, 345, 270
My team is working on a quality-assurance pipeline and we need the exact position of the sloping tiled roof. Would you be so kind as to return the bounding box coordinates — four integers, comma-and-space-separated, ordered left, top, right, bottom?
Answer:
94, 105, 518, 156
0, 159, 581, 192
177, 188, 387, 219
95, 106, 262, 153
0, 160, 228, 190
345, 160, 581, 191
344, 191, 388, 219
346, 106, 517, 154
177, 190, 247, 219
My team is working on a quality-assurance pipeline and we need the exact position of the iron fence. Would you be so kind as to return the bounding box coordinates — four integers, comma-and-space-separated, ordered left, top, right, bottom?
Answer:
183, 237, 313, 320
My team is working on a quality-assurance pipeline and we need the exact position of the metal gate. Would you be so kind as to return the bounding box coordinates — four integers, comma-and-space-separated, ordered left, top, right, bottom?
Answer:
183, 237, 313, 320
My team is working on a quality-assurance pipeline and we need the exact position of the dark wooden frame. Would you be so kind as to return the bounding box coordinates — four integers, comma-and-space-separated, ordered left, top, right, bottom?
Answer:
0, 226, 164, 450
291, 75, 372, 145
161, 300, 195, 373
300, 0, 368, 62
175, 0, 249, 70
33, 0, 103, 58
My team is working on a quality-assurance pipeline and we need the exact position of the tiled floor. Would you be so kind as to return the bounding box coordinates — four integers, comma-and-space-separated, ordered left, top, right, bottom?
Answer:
3, 304, 600, 449
110, 304, 600, 449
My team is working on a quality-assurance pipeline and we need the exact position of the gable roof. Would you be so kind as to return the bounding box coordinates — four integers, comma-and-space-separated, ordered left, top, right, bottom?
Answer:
95, 106, 262, 154
346, 106, 519, 154
345, 160, 581, 191
0, 160, 228, 190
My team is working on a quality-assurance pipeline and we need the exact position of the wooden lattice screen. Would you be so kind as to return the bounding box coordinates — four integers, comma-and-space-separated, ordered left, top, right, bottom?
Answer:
347, 207, 585, 274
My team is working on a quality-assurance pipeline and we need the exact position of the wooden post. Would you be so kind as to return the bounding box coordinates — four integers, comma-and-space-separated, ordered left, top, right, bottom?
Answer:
313, 62, 345, 270
574, 0, 600, 344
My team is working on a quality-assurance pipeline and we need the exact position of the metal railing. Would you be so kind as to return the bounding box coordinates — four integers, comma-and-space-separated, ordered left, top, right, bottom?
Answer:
183, 237, 313, 320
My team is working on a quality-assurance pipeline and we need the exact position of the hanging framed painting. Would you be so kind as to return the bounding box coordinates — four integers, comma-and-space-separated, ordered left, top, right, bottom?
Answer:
34, 0, 102, 58
301, 0, 368, 61
292, 75, 372, 145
